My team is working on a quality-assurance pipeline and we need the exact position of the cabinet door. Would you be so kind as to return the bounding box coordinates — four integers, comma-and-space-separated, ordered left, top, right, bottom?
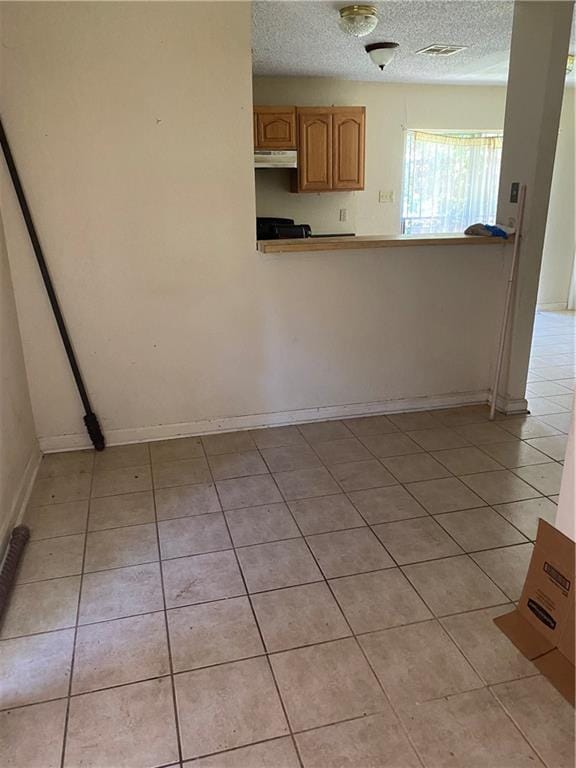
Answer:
332, 108, 365, 190
297, 110, 333, 192
254, 107, 297, 149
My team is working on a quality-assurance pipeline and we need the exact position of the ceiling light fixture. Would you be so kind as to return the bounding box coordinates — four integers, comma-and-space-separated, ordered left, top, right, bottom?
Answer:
339, 5, 379, 37
365, 42, 399, 70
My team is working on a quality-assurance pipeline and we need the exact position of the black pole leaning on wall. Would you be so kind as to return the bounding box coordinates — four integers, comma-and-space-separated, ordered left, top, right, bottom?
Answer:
0, 116, 105, 451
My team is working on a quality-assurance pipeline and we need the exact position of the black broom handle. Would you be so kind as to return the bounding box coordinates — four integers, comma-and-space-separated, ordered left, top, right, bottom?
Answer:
0, 116, 105, 451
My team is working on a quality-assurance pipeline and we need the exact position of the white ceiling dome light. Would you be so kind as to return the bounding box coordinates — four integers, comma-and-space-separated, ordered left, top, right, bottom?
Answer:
365, 42, 400, 70
339, 5, 379, 37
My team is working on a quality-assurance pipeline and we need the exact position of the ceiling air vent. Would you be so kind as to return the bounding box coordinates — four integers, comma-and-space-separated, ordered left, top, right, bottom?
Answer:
416, 44, 467, 57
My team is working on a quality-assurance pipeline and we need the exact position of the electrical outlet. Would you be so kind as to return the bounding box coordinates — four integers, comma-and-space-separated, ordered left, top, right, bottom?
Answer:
339, 208, 347, 222
379, 190, 394, 203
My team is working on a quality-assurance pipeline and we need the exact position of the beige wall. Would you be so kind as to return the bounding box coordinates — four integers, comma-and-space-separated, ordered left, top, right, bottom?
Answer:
254, 77, 575, 308
0, 204, 39, 547
2, 2, 513, 451
1, 1, 257, 449
0, 6, 40, 549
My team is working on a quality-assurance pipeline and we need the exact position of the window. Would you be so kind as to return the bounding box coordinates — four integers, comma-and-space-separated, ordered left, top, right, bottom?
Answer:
402, 130, 503, 234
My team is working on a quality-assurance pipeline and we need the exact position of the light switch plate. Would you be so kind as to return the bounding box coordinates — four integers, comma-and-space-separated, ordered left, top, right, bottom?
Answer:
379, 190, 394, 203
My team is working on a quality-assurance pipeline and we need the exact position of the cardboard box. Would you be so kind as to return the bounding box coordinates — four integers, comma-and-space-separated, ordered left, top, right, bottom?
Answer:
494, 519, 575, 705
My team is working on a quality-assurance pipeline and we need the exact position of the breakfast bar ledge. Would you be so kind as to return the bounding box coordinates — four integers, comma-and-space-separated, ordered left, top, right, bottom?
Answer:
258, 233, 514, 253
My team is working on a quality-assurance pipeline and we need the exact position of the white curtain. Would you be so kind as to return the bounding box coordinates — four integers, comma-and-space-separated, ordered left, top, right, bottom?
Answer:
402, 130, 503, 234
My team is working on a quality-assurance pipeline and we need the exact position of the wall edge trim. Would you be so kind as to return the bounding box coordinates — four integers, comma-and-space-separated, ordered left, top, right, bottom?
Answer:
0, 447, 42, 560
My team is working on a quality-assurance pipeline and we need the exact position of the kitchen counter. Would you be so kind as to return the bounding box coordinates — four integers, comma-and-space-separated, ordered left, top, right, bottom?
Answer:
258, 233, 513, 253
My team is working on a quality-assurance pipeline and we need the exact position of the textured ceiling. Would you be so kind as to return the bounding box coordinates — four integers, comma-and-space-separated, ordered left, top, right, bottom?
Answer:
252, 1, 576, 85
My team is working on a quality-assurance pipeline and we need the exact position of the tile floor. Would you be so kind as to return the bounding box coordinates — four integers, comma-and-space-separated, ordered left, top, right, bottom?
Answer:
1, 311, 574, 768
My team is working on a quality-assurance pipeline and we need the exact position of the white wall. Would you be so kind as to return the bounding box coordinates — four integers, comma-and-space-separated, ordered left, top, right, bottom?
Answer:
0, 204, 40, 548
254, 77, 575, 309
1, 2, 513, 451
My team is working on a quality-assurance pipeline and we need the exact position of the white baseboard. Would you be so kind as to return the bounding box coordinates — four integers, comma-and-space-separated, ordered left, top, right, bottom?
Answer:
537, 302, 569, 312
0, 447, 42, 559
495, 394, 529, 415
40, 389, 491, 452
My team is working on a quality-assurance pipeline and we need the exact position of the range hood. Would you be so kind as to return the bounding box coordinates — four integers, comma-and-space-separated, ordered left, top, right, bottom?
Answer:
254, 150, 297, 169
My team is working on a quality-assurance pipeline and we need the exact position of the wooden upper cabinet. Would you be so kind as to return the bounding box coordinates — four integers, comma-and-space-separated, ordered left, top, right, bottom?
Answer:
295, 106, 365, 192
253, 104, 365, 192
254, 106, 297, 149
332, 108, 365, 190
297, 110, 333, 192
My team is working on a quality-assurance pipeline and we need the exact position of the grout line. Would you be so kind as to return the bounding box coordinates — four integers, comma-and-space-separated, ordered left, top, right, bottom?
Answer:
255, 450, 414, 758
150, 442, 185, 767
178, 733, 300, 766
9, 477, 553, 586
4, 598, 540, 717
11, 558, 161, 586
211, 468, 306, 768
20, 464, 551, 563
1, 567, 514, 648
272, 466, 437, 758
30, 427, 560, 512
1, 672, 174, 712
398, 547, 512, 607
1, 607, 168, 643
485, 684, 553, 766
6, 469, 550, 629
439, 619, 542, 689
286, 486, 428, 767
58, 449, 96, 768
